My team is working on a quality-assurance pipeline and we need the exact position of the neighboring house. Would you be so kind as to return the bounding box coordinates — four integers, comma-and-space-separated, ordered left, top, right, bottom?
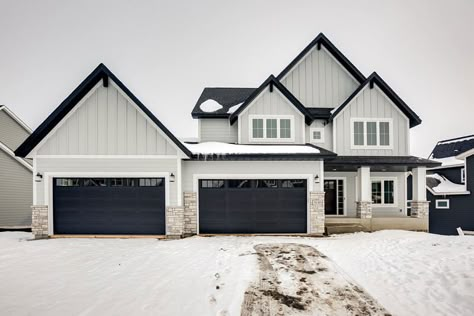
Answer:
425, 135, 474, 235
16, 33, 439, 239
0, 105, 33, 228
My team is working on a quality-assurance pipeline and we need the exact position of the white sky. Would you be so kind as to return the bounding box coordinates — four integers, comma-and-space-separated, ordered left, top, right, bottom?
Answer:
0, 0, 472, 157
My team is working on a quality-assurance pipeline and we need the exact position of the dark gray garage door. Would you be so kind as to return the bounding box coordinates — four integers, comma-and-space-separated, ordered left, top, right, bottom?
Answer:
53, 178, 165, 235
199, 179, 307, 234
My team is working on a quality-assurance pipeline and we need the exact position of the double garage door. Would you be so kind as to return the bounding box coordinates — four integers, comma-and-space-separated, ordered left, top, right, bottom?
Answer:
53, 178, 165, 235
199, 179, 307, 234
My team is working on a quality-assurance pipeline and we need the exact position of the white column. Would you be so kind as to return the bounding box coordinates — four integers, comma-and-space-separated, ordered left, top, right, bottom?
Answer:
318, 160, 324, 192
357, 166, 371, 202
412, 167, 427, 201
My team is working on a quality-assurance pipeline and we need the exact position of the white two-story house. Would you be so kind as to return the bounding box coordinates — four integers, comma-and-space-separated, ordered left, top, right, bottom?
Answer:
16, 33, 439, 239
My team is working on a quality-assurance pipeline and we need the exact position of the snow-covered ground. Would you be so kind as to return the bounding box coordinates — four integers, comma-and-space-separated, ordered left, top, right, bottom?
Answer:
0, 230, 473, 316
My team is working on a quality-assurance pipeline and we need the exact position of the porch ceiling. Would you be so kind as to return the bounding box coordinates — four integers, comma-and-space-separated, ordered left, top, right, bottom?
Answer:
324, 156, 441, 172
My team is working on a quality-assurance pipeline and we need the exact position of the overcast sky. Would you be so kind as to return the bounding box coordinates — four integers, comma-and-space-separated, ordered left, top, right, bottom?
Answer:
0, 0, 472, 157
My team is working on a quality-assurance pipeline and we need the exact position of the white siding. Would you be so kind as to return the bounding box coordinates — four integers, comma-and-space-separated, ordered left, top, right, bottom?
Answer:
281, 47, 359, 108
35, 158, 179, 206
199, 119, 237, 143
334, 85, 409, 156
239, 87, 305, 144
305, 120, 333, 151
37, 83, 177, 156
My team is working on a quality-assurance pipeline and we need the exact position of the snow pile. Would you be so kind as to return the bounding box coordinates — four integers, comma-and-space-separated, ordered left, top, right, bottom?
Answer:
185, 142, 320, 155
200, 99, 223, 112
0, 231, 473, 315
427, 173, 467, 193
227, 102, 243, 114
433, 156, 464, 168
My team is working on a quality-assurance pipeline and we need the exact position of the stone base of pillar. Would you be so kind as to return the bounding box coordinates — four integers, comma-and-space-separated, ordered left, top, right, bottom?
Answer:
183, 192, 197, 236
32, 205, 49, 239
356, 201, 372, 219
166, 207, 184, 238
411, 201, 429, 218
310, 192, 325, 235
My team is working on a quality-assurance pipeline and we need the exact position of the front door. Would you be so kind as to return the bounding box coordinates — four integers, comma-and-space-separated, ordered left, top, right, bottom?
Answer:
324, 179, 344, 215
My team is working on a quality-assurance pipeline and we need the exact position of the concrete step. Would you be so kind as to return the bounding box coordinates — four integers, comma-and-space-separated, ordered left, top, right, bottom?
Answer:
325, 224, 367, 235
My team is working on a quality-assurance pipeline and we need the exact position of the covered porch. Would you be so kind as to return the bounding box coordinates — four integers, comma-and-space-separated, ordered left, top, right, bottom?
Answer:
321, 156, 440, 233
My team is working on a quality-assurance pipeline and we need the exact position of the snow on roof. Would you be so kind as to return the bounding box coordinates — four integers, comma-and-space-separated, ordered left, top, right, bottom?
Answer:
227, 102, 243, 114
438, 135, 474, 145
431, 156, 464, 168
184, 142, 320, 155
199, 99, 223, 113
426, 173, 467, 194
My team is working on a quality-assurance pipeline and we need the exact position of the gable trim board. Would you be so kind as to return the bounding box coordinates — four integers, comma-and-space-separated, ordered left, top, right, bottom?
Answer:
15, 64, 192, 158
229, 75, 313, 125
0, 105, 32, 133
330, 72, 421, 128
0, 141, 33, 172
277, 33, 366, 84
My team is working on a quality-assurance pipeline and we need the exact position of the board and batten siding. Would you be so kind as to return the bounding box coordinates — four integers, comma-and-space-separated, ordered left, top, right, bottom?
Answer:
333, 85, 409, 156
199, 119, 237, 143
239, 87, 305, 144
37, 83, 177, 156
281, 47, 359, 108
182, 160, 322, 192
35, 158, 179, 206
305, 120, 333, 151
0, 110, 30, 151
0, 150, 32, 227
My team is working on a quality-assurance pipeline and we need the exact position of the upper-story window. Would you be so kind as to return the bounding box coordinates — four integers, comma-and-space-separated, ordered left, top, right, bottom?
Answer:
351, 118, 393, 149
310, 127, 325, 143
249, 115, 294, 142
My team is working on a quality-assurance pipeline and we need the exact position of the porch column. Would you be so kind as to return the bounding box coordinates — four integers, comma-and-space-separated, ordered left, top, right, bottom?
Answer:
356, 166, 372, 219
411, 167, 429, 218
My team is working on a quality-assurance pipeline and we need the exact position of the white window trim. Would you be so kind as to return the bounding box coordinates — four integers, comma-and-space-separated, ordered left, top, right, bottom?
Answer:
435, 199, 450, 209
310, 127, 325, 144
248, 115, 295, 143
370, 177, 398, 207
461, 168, 465, 184
350, 118, 394, 149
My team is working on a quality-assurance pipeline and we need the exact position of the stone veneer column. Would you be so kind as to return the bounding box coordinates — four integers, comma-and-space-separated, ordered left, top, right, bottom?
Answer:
31, 205, 49, 239
166, 207, 184, 238
183, 192, 197, 236
356, 201, 372, 219
410, 201, 429, 218
310, 192, 325, 235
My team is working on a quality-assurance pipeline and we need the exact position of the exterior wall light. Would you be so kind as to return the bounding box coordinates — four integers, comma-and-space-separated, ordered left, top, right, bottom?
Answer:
314, 175, 320, 184
35, 173, 43, 182
170, 173, 175, 182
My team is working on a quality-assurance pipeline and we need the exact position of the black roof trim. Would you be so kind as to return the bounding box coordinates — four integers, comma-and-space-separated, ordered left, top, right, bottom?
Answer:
15, 64, 192, 158
306, 107, 333, 120
277, 33, 366, 83
325, 155, 440, 167
229, 75, 313, 125
438, 134, 474, 144
330, 72, 422, 128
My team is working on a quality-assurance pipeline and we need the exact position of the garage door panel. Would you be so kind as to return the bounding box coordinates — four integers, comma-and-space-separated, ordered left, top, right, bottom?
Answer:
199, 179, 307, 234
53, 178, 165, 235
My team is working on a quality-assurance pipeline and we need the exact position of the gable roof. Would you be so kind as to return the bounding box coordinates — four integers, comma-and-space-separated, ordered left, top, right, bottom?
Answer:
15, 63, 192, 158
277, 33, 366, 83
429, 134, 474, 159
0, 141, 32, 171
329, 72, 422, 128
191, 87, 255, 119
229, 75, 313, 125
0, 105, 32, 133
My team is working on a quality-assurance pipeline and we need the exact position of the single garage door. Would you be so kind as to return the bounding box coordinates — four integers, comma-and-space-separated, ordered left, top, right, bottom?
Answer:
199, 179, 307, 234
53, 178, 165, 235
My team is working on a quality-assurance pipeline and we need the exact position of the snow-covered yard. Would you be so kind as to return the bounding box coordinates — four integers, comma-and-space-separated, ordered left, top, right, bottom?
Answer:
0, 230, 473, 316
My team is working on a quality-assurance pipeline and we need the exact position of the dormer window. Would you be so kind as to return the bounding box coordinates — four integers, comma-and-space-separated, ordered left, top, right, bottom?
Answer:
249, 115, 294, 142
351, 118, 393, 149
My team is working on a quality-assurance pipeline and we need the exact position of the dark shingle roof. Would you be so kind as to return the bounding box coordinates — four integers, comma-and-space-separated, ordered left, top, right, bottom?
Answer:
306, 108, 333, 119
191, 88, 255, 118
430, 134, 474, 159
